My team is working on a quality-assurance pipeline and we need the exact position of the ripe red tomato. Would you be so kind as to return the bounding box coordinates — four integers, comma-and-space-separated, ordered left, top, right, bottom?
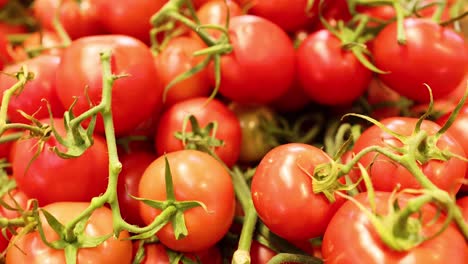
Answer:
322, 192, 468, 263
193, 0, 243, 40
55, 35, 163, 136
251, 143, 345, 241
437, 105, 468, 191
11, 118, 109, 206
93, 0, 167, 44
155, 97, 242, 167
245, 0, 320, 32
352, 117, 467, 194
366, 78, 402, 119
297, 29, 372, 105
10, 31, 63, 62
6, 202, 133, 263
33, 0, 104, 39
133, 242, 222, 264
214, 15, 295, 105
373, 18, 468, 102
457, 196, 468, 221
155, 37, 212, 108
250, 241, 276, 264
138, 150, 235, 252
117, 151, 156, 227
357, 5, 396, 23
0, 55, 65, 123
0, 130, 18, 160
0, 189, 29, 252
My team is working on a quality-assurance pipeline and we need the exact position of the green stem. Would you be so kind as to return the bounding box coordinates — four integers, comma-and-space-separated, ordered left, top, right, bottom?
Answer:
267, 253, 323, 264
168, 11, 217, 46
392, 1, 407, 44
431, 0, 447, 23
0, 216, 26, 227
232, 203, 258, 264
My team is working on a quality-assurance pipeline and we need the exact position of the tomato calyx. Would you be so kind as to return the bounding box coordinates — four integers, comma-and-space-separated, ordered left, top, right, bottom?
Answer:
174, 114, 224, 154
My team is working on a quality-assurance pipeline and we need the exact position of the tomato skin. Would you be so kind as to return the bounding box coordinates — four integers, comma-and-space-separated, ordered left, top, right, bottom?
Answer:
134, 242, 222, 264
437, 106, 468, 191
155, 37, 211, 108
246, 0, 319, 32
250, 241, 276, 264
366, 78, 402, 120
194, 0, 243, 40
0, 130, 18, 160
352, 117, 466, 194
457, 196, 468, 222
0, 55, 65, 123
6, 202, 133, 264
0, 189, 29, 252
138, 150, 235, 252
10, 31, 63, 62
251, 143, 345, 241
33, 0, 104, 39
373, 18, 468, 102
11, 118, 109, 206
155, 97, 242, 167
297, 30, 372, 106
322, 192, 468, 263
270, 79, 310, 113
117, 151, 156, 227
55, 35, 163, 136
93, 0, 167, 44
215, 15, 295, 105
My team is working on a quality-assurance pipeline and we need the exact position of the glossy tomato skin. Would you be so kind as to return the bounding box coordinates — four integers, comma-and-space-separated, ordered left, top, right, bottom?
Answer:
56, 35, 163, 136
11, 118, 109, 206
297, 30, 372, 106
117, 151, 156, 226
155, 37, 211, 108
352, 117, 467, 194
33, 0, 104, 39
6, 202, 133, 263
215, 15, 295, 105
373, 18, 468, 102
155, 97, 242, 167
139, 150, 235, 252
0, 55, 64, 123
250, 240, 276, 264
0, 189, 29, 252
194, 0, 243, 39
93, 0, 167, 44
437, 105, 468, 191
251, 143, 345, 241
246, 0, 320, 32
134, 242, 222, 264
322, 192, 468, 263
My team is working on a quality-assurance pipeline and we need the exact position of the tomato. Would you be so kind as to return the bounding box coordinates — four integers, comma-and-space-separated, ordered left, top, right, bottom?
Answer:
366, 78, 402, 120
117, 151, 156, 227
322, 192, 468, 263
133, 242, 222, 264
55, 35, 163, 136
228, 102, 275, 164
155, 97, 242, 167
251, 143, 345, 241
139, 150, 235, 252
193, 0, 243, 40
269, 79, 310, 113
93, 0, 167, 44
11, 118, 109, 206
6, 202, 133, 263
155, 37, 212, 108
245, 0, 320, 32
0, 189, 29, 253
457, 196, 468, 222
33, 0, 104, 39
373, 18, 468, 102
297, 29, 372, 105
0, 130, 18, 160
311, 0, 352, 30
357, 5, 395, 24
0, 55, 65, 123
437, 105, 468, 191
352, 117, 467, 194
10, 31, 63, 62
250, 240, 276, 264
214, 15, 295, 105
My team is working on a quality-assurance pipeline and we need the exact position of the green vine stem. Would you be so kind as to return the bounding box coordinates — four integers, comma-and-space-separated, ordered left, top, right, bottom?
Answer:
267, 253, 323, 264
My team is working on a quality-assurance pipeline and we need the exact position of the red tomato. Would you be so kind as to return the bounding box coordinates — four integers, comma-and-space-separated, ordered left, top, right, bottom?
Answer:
155, 97, 242, 167
0, 189, 29, 252
352, 117, 467, 194
193, 0, 243, 39
93, 0, 167, 44
357, 5, 396, 24
0, 55, 65, 123
457, 196, 468, 222
437, 105, 468, 191
55, 35, 163, 136
11, 118, 109, 206
297, 30, 372, 105
117, 151, 156, 226
10, 31, 63, 62
250, 241, 276, 264
322, 192, 468, 263
0, 130, 18, 160
310, 0, 352, 30
245, 0, 320, 32
269, 78, 310, 113
6, 202, 133, 263
0, 32, 10, 70
0, 0, 7, 8
138, 150, 235, 252
214, 15, 295, 104
33, 0, 104, 39
366, 78, 402, 119
133, 242, 222, 264
373, 18, 468, 102
155, 37, 212, 108
251, 143, 345, 241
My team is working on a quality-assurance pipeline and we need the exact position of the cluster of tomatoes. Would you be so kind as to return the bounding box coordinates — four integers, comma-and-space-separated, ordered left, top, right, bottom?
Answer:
0, 0, 467, 263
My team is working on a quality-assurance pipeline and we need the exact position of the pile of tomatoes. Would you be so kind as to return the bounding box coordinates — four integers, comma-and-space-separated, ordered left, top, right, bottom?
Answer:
0, 0, 467, 263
